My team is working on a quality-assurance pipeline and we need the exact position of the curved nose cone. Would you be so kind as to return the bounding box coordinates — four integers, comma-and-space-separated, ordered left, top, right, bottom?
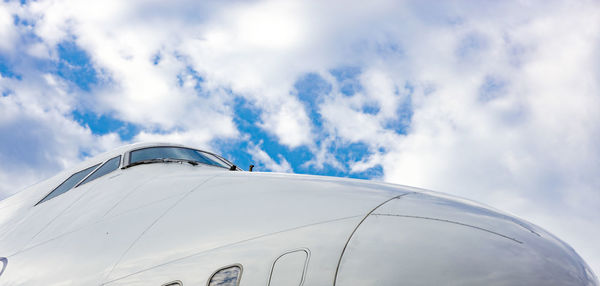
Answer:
335, 192, 598, 286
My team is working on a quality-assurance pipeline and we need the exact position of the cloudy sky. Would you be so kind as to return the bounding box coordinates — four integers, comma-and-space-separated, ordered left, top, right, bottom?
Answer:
1, 0, 599, 276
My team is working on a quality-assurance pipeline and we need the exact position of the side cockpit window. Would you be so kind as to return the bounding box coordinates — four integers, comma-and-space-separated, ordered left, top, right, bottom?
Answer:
36, 163, 100, 205
36, 155, 122, 205
78, 156, 121, 186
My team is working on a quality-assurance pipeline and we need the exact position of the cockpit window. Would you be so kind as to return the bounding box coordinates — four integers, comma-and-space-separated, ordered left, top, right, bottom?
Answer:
36, 163, 100, 205
199, 152, 232, 168
128, 147, 232, 169
78, 155, 121, 186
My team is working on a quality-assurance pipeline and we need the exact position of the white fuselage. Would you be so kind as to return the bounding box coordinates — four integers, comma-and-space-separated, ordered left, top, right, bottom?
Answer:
0, 142, 597, 285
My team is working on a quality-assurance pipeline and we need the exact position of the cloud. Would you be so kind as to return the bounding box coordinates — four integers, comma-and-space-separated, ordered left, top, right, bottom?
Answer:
18, 0, 317, 149
0, 2, 18, 52
0, 72, 122, 198
247, 141, 293, 173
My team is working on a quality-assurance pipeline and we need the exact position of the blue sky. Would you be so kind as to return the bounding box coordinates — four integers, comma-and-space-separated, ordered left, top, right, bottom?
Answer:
1, 0, 600, 276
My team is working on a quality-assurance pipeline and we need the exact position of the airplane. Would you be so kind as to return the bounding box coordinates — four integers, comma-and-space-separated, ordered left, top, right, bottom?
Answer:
0, 142, 597, 285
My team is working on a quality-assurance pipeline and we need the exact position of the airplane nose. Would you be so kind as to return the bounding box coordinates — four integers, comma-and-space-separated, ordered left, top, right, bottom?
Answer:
335, 192, 598, 286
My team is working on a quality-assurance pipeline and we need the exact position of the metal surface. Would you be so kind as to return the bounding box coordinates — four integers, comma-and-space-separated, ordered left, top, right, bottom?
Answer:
0, 142, 596, 285
335, 193, 598, 286
102, 217, 362, 285
104, 172, 404, 281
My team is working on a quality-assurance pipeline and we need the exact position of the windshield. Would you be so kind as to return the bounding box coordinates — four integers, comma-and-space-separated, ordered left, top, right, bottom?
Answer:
128, 147, 232, 169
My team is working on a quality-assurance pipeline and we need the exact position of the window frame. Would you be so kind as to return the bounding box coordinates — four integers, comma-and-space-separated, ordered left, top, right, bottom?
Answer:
35, 163, 101, 206
75, 155, 122, 188
36, 155, 123, 206
208, 264, 243, 286
124, 146, 236, 170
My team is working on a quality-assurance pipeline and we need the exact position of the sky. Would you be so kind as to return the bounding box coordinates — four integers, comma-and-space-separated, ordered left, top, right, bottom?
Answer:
1, 0, 599, 276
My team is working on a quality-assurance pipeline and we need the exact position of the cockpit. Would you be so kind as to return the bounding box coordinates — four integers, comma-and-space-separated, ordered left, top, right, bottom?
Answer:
36, 145, 237, 206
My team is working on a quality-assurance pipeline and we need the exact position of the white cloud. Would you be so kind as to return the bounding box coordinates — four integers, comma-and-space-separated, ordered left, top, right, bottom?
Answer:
16, 0, 317, 149
247, 141, 293, 173
0, 73, 122, 199
0, 2, 18, 52
359, 69, 403, 119
257, 96, 313, 148
227, 1, 307, 51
